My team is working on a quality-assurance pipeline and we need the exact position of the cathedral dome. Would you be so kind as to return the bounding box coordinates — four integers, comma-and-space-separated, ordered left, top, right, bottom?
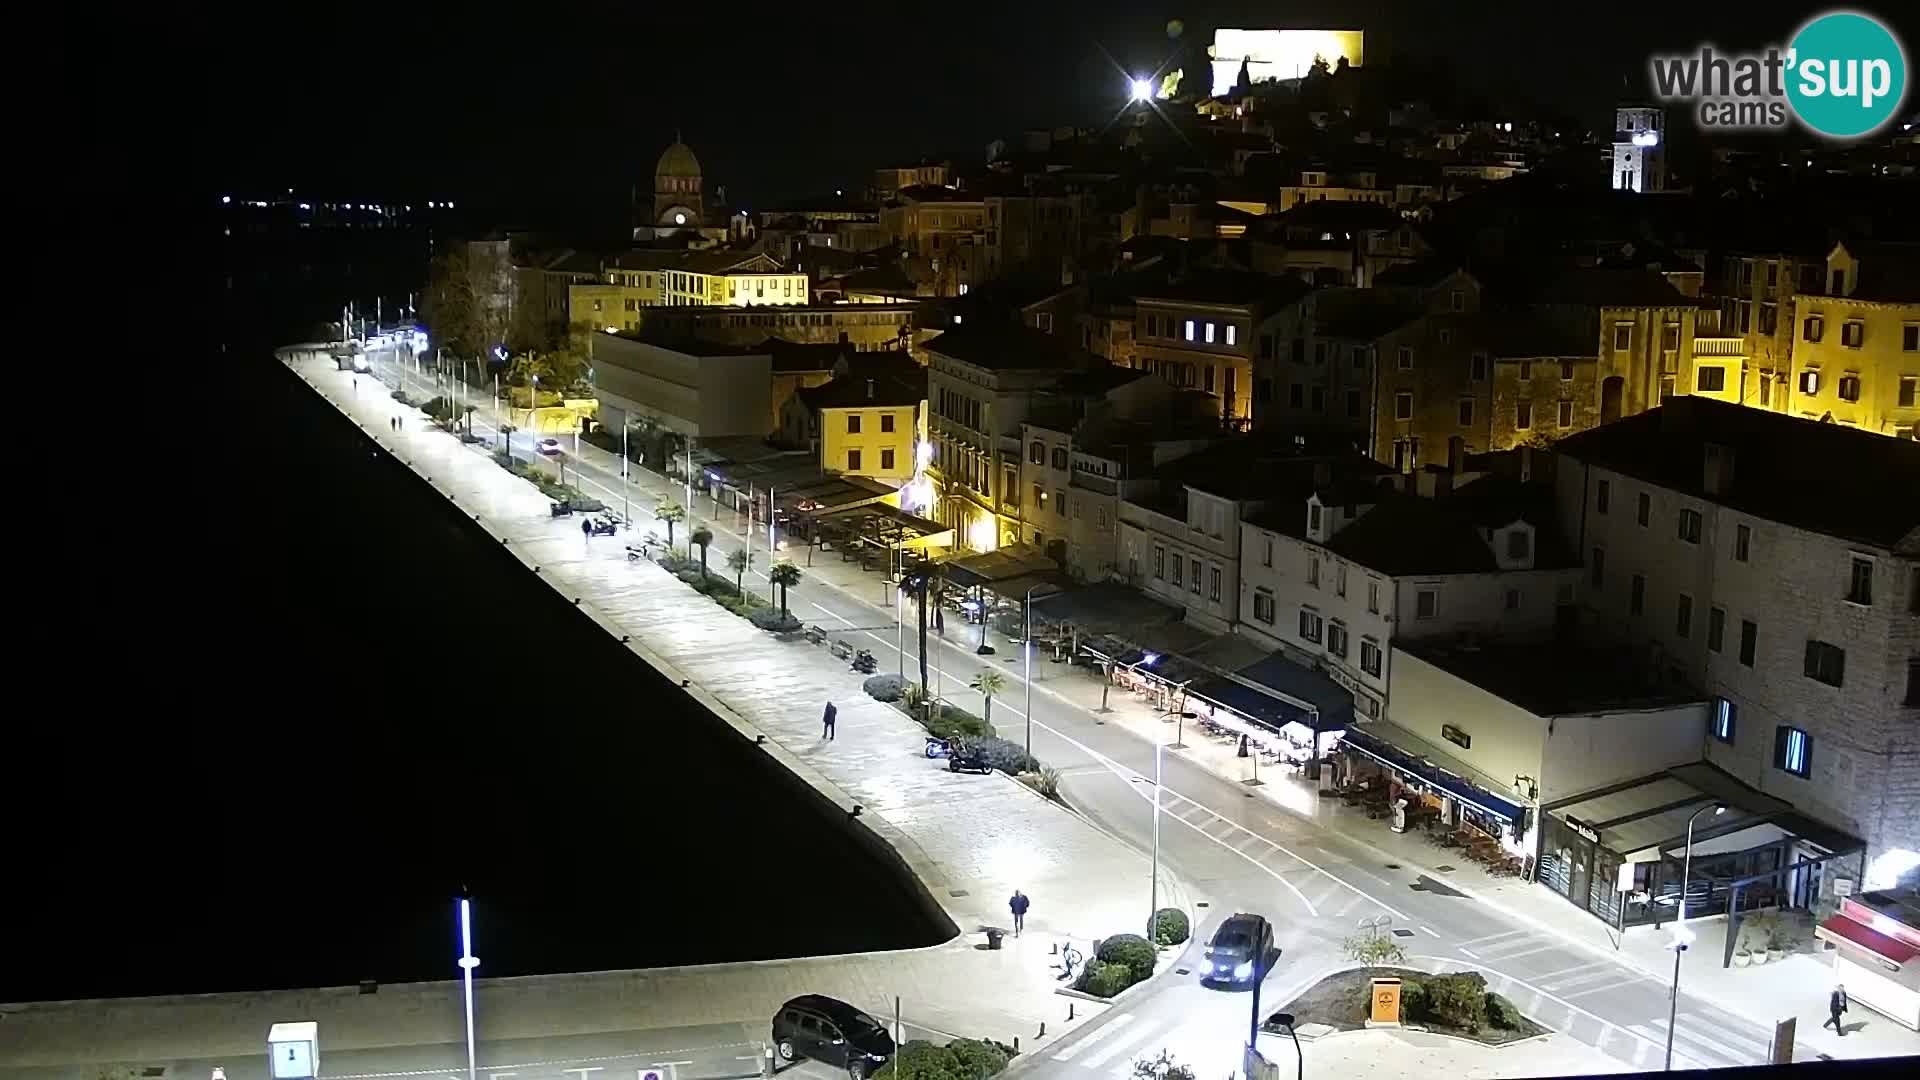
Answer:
656, 141, 702, 180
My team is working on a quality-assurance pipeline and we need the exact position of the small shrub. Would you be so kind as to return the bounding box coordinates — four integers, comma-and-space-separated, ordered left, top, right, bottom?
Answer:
944, 1037, 1011, 1080
924, 706, 994, 741
1341, 932, 1408, 970
1075, 959, 1134, 998
675, 567, 708, 590
1424, 971, 1489, 1032
1020, 766, 1062, 800
864, 674, 909, 702
1400, 979, 1429, 1022
1130, 1050, 1195, 1080
748, 607, 802, 632
1150, 907, 1190, 946
871, 1041, 954, 1080
1097, 933, 1157, 985
972, 735, 1036, 774
1485, 991, 1523, 1030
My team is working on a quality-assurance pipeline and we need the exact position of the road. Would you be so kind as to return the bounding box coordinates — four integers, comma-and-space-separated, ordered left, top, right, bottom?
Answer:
368, 353, 1780, 1077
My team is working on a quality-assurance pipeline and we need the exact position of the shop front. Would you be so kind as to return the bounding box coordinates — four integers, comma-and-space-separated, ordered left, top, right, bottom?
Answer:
1335, 724, 1533, 861
1815, 890, 1920, 1030
1187, 654, 1355, 780
1540, 761, 1866, 956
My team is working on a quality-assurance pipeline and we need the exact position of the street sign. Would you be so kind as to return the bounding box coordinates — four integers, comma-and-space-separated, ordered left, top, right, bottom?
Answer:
1770, 1017, 1796, 1064
1370, 978, 1403, 1025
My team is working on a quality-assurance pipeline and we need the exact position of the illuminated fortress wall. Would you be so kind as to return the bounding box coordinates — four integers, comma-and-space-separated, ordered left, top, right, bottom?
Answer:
1210, 28, 1365, 96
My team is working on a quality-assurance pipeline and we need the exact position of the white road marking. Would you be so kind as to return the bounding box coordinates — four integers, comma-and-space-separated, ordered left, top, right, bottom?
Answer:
1082, 1018, 1170, 1070
1052, 1012, 1131, 1061
1630, 1023, 1716, 1069
1419, 925, 1440, 937
1421, 954, 1709, 1068
324, 1045, 755, 1080
1458, 947, 1480, 959
1456, 928, 1528, 948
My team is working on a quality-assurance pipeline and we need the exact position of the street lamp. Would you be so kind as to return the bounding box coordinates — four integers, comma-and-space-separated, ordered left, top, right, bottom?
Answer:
1149, 738, 1165, 942
1268, 1012, 1304, 1080
456, 896, 480, 1080
1664, 802, 1727, 1071
1022, 583, 1049, 762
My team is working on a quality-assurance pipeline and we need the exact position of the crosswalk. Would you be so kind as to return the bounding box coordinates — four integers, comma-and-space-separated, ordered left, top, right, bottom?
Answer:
1045, 1010, 1214, 1080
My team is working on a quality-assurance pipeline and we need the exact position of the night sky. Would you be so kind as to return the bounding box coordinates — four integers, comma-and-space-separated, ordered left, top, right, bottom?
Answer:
108, 0, 1885, 218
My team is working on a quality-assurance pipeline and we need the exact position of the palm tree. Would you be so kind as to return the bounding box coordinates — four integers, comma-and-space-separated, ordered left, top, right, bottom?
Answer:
690, 526, 714, 579
726, 548, 751, 596
768, 560, 804, 618
971, 670, 1008, 723
655, 501, 686, 549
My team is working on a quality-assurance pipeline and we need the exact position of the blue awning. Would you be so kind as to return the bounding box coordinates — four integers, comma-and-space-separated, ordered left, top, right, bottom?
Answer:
1340, 727, 1526, 824
1187, 676, 1312, 735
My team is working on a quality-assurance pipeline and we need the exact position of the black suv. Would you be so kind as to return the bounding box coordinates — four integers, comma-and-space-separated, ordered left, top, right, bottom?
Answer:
1203, 912, 1275, 986
771, 995, 896, 1078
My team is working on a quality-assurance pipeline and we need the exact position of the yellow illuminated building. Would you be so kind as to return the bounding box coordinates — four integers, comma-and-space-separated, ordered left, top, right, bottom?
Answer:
1210, 28, 1364, 95
1787, 243, 1920, 439
569, 252, 810, 334
791, 372, 927, 486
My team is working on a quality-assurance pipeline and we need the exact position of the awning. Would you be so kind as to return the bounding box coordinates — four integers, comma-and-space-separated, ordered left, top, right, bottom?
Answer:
938, 544, 1057, 588
1187, 674, 1314, 735
1817, 915, 1919, 968
981, 572, 1072, 603
815, 501, 954, 549
1028, 583, 1183, 636
1546, 761, 1859, 861
1339, 726, 1527, 823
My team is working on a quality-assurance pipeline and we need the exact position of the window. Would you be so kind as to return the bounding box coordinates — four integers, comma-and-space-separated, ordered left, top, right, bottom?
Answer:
1458, 399, 1474, 426
1367, 581, 1380, 614
1051, 447, 1068, 470
1519, 360, 1532, 380
1336, 564, 1347, 597
1837, 374, 1861, 402
1678, 509, 1702, 544
1308, 503, 1323, 533
1504, 587, 1521, 611
1697, 366, 1725, 392
1515, 401, 1532, 430
847, 448, 862, 471
1637, 492, 1651, 527
1290, 383, 1305, 407
1799, 370, 1820, 395
1506, 530, 1530, 559
1847, 556, 1873, 605
880, 413, 895, 433
1708, 606, 1726, 652
1056, 489, 1067, 515
1204, 322, 1216, 344
1032, 483, 1045, 507
1029, 440, 1044, 464
1397, 346, 1413, 370
1629, 573, 1645, 615
1591, 547, 1606, 587
1184, 319, 1196, 342
1347, 389, 1364, 417
1613, 324, 1632, 351
1438, 328, 1452, 345
1203, 366, 1215, 392
1327, 621, 1349, 659
1307, 557, 1320, 587
1470, 353, 1488, 380
1676, 593, 1693, 638
1760, 302, 1777, 335
1415, 588, 1438, 618
1036, 311, 1052, 332
1170, 555, 1182, 587
1450, 290, 1464, 312
1901, 376, 1918, 407
1840, 320, 1863, 348
1558, 400, 1574, 427
1739, 619, 1758, 666
1253, 590, 1275, 624
1663, 324, 1680, 352
1360, 639, 1382, 677
1153, 546, 1165, 579
1596, 479, 1611, 514
1208, 566, 1221, 601
1190, 558, 1202, 594
1394, 391, 1413, 420
1774, 726, 1813, 779
1735, 523, 1751, 562
1298, 609, 1324, 643
880, 448, 895, 471
846, 414, 862, 434
1905, 325, 1919, 352
1226, 324, 1238, 346
1804, 314, 1824, 342
1262, 537, 1273, 567
1710, 698, 1736, 744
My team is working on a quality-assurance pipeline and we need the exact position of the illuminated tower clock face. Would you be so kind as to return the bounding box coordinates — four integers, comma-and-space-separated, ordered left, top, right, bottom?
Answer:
675, 212, 686, 225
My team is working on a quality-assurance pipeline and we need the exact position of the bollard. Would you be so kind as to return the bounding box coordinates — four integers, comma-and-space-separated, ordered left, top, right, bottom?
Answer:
1013, 1037, 1020, 1052
761, 1046, 775, 1079
1068, 1003, 1075, 1021
1037, 1022, 1045, 1038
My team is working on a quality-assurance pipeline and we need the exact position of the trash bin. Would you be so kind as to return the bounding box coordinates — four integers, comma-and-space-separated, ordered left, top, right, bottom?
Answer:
986, 928, 1005, 950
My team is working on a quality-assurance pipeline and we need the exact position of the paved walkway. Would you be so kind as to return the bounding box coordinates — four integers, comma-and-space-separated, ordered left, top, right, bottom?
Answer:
1282, 1026, 1627, 1080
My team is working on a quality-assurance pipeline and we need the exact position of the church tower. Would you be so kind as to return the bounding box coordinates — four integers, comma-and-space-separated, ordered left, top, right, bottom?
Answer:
652, 136, 704, 234
1611, 106, 1666, 194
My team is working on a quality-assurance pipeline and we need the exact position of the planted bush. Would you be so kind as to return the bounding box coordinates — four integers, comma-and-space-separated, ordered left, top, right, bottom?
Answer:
864, 674, 909, 702
1075, 959, 1134, 998
944, 1038, 1011, 1080
924, 706, 994, 741
1424, 971, 1489, 1032
1020, 766, 1062, 800
1150, 908, 1190, 946
1097, 933, 1157, 985
971, 736, 1036, 774
1485, 991, 1522, 1030
749, 607, 802, 633
1400, 979, 1429, 1022
872, 1038, 1011, 1080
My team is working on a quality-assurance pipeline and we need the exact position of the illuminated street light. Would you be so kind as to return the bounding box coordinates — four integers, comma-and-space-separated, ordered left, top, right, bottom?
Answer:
1130, 78, 1153, 102
456, 897, 480, 1080
1665, 802, 1726, 1071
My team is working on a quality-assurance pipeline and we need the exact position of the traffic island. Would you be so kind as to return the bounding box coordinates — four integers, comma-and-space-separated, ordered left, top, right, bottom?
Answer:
1269, 967, 1548, 1046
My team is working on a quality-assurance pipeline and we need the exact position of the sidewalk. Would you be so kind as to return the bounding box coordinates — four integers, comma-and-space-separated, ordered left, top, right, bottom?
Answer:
1281, 1026, 1627, 1079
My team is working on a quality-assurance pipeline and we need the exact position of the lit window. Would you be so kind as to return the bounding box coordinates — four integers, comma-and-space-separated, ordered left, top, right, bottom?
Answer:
1226, 325, 1237, 346
1360, 639, 1382, 677
1837, 374, 1861, 402
1185, 319, 1196, 341
1803, 315, 1824, 342
1840, 321, 1863, 348
1774, 726, 1812, 778
1710, 698, 1736, 743
1204, 322, 1216, 344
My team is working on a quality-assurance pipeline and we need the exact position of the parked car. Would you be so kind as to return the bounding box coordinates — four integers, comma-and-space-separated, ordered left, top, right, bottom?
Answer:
1202, 912, 1275, 986
536, 438, 563, 456
771, 994, 895, 1078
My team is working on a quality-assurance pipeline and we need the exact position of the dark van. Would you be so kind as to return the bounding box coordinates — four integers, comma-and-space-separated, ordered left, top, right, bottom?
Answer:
771, 994, 896, 1078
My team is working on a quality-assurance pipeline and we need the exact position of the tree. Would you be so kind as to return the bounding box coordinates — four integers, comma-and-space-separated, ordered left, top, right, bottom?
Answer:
970, 670, 1008, 722
423, 244, 511, 361
726, 547, 750, 596
769, 560, 804, 617
691, 526, 714, 578
1341, 930, 1408, 971
655, 501, 686, 549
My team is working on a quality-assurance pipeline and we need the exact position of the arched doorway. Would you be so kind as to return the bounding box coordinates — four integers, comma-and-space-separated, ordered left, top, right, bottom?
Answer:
1601, 376, 1625, 425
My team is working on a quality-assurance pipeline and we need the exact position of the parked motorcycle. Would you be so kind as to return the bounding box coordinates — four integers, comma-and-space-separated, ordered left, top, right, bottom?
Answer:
947, 742, 992, 775
549, 502, 573, 518
924, 736, 954, 759
588, 517, 618, 537
851, 649, 877, 674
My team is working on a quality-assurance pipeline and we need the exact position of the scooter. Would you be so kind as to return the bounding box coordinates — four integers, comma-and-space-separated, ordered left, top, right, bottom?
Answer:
947, 742, 993, 774
924, 735, 954, 759
549, 502, 573, 518
851, 649, 877, 674
588, 517, 618, 537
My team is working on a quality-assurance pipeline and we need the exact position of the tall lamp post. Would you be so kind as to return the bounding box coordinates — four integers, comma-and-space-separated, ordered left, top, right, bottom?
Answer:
1664, 802, 1727, 1071
1148, 738, 1166, 941
1021, 584, 1051, 762
456, 896, 480, 1080
1267, 1012, 1304, 1080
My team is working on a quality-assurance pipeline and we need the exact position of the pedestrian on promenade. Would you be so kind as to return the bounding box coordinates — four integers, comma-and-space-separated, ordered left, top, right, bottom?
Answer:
821, 700, 837, 740
1824, 984, 1849, 1035
582, 517, 593, 541
1009, 890, 1029, 935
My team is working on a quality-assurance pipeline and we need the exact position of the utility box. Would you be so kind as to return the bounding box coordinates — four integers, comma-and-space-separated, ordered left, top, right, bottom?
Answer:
267, 1022, 318, 1080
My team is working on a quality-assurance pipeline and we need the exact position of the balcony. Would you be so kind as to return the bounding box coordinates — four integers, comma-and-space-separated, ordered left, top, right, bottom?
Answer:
1693, 336, 1746, 358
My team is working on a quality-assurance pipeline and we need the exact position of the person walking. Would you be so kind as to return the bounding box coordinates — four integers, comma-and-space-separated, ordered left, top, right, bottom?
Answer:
1009, 889, 1030, 936
1824, 984, 1849, 1035
581, 517, 593, 542
821, 700, 837, 740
